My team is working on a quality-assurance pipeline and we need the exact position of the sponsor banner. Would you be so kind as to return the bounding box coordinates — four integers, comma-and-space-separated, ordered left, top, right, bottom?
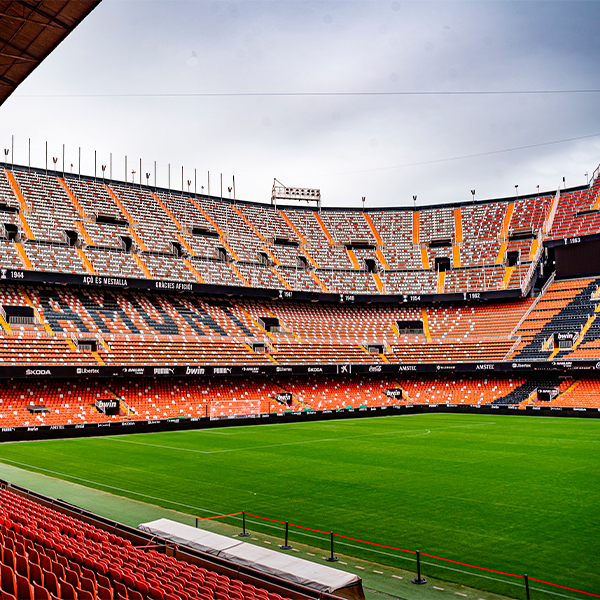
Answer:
153, 367, 176, 376
0, 267, 526, 305
95, 398, 120, 415
543, 231, 600, 249
384, 389, 403, 398
95, 399, 118, 410
554, 331, 579, 342
1, 360, 600, 381
121, 366, 148, 377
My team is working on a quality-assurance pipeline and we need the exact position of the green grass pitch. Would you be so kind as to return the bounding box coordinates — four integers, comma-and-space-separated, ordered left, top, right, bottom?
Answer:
0, 413, 598, 595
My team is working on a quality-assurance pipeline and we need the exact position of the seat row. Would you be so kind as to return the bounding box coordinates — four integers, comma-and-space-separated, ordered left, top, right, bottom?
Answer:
0, 487, 294, 600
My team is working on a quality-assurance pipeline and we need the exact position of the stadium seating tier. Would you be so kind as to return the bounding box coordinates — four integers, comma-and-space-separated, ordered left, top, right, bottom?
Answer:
7, 165, 597, 296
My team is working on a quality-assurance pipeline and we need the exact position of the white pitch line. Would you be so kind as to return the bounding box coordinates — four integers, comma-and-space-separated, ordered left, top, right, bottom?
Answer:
97, 428, 431, 454
97, 421, 492, 456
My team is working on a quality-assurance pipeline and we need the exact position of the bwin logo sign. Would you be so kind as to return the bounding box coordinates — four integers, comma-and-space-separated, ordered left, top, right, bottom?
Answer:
186, 366, 205, 375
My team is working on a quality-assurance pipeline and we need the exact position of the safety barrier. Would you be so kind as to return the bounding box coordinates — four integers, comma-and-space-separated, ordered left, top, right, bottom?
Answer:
195, 511, 600, 600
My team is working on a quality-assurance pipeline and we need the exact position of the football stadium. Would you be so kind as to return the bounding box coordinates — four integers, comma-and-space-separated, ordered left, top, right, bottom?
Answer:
0, 2, 599, 600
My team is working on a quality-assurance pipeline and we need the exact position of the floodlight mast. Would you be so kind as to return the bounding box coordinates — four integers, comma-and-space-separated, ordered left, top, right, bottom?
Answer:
272, 179, 321, 211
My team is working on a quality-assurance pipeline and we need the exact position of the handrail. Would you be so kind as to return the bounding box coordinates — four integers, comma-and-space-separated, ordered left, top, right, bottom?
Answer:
543, 188, 560, 235
502, 335, 522, 360
0, 327, 514, 346
591, 163, 600, 185
510, 272, 555, 338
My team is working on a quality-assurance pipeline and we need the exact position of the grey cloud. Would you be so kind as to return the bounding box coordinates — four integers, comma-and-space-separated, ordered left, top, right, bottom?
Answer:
0, 1, 599, 207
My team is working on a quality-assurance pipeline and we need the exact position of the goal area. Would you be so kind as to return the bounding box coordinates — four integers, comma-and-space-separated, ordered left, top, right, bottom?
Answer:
209, 400, 262, 420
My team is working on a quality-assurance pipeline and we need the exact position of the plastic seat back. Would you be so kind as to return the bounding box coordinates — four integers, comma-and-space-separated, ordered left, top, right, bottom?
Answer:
29, 561, 44, 586
77, 588, 95, 600
32, 582, 51, 600
42, 567, 59, 596
97, 584, 114, 600
15, 553, 29, 578
0, 563, 17, 597
66, 567, 80, 590
61, 579, 79, 600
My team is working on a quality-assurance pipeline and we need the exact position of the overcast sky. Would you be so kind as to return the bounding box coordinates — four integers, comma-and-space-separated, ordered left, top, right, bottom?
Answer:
2, 0, 600, 208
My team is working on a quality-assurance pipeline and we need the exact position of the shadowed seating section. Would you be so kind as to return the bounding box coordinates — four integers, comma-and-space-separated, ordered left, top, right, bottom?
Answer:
0, 487, 295, 600
0, 283, 539, 368
511, 278, 599, 360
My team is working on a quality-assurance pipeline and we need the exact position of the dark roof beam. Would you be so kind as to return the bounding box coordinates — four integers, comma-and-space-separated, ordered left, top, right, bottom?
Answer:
0, 50, 37, 63
18, 3, 70, 30
0, 10, 65, 29
0, 35, 46, 61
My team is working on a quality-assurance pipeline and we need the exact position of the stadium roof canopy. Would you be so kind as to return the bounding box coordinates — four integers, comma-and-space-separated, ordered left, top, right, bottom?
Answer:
0, 0, 101, 107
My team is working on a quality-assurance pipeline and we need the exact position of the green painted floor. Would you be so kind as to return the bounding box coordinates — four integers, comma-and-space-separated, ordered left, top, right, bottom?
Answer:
0, 461, 523, 600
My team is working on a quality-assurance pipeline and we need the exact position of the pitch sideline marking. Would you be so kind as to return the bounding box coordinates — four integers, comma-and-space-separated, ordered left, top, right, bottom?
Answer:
94, 428, 434, 454
0, 457, 219, 514
96, 421, 492, 455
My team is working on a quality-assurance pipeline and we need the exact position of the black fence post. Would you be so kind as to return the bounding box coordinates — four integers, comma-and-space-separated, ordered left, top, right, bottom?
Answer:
325, 531, 338, 562
412, 550, 427, 584
280, 522, 292, 550
524, 574, 530, 600
239, 511, 250, 537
